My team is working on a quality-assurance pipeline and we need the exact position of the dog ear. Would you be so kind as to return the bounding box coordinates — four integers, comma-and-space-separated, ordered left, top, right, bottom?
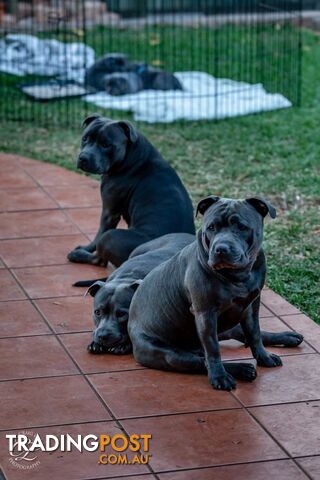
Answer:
82, 114, 100, 129
129, 279, 143, 292
117, 121, 138, 143
245, 196, 276, 219
85, 280, 105, 297
196, 195, 220, 217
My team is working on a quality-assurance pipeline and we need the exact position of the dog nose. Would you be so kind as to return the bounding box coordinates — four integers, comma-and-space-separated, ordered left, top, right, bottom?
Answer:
214, 244, 230, 255
78, 154, 89, 167
78, 153, 89, 165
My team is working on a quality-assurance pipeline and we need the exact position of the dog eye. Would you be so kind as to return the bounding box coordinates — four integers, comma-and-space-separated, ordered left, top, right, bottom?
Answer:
115, 310, 127, 319
82, 135, 88, 143
208, 224, 215, 231
101, 141, 110, 149
94, 309, 101, 317
238, 223, 248, 231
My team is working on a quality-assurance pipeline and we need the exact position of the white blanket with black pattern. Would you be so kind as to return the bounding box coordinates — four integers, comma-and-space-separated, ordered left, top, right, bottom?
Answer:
0, 34, 95, 83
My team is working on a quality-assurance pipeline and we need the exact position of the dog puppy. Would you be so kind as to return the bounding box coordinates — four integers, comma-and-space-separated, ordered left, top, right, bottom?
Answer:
128, 196, 303, 391
140, 68, 183, 91
85, 54, 182, 94
85, 53, 129, 91
84, 227, 302, 358
86, 233, 195, 354
102, 70, 182, 95
103, 72, 143, 96
67, 115, 195, 267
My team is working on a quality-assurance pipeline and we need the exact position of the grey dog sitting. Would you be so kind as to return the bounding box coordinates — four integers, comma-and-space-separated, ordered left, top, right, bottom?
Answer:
67, 115, 195, 267
85, 228, 302, 359
128, 196, 304, 391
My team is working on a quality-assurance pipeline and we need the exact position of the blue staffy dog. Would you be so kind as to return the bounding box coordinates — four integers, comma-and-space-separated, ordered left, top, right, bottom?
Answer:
67, 115, 195, 267
85, 233, 195, 354
128, 196, 303, 391
82, 229, 302, 360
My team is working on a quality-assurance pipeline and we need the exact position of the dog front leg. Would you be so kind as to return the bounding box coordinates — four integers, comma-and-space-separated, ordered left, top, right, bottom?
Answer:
82, 210, 119, 252
241, 298, 282, 367
67, 211, 119, 265
195, 309, 236, 391
67, 239, 100, 264
67, 228, 101, 264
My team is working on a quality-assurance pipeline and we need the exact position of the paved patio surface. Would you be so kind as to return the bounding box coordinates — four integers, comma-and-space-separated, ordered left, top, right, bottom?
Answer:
0, 153, 319, 480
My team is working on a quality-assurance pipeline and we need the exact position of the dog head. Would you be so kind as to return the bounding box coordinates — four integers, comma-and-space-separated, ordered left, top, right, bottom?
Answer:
103, 74, 132, 96
103, 72, 143, 96
87, 279, 142, 354
95, 53, 129, 73
196, 195, 276, 271
77, 115, 139, 174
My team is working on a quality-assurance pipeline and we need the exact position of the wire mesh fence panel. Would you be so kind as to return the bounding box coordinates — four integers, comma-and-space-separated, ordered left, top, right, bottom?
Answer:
0, 0, 302, 126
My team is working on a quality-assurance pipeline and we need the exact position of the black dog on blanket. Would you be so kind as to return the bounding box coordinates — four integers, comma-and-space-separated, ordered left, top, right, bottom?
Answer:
85, 53, 182, 95
128, 196, 304, 391
67, 115, 195, 267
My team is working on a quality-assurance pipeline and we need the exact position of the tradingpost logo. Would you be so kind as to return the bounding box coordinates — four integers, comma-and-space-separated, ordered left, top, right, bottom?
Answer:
7, 430, 41, 471
98, 433, 152, 465
7, 432, 152, 468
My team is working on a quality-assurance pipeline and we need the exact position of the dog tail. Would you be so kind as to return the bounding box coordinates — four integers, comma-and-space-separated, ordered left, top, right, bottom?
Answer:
73, 277, 108, 287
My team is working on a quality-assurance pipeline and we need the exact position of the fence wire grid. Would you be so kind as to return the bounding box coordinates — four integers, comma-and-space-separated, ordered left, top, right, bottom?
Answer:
0, 0, 302, 126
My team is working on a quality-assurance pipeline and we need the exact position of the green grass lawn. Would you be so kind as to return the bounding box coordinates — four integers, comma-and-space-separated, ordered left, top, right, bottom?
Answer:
0, 23, 300, 124
0, 27, 319, 322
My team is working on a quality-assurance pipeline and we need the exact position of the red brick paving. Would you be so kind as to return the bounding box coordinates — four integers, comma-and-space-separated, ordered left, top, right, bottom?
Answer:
0, 153, 319, 480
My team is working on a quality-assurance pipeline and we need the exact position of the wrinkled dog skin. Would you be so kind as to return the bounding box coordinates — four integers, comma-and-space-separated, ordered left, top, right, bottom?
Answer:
87, 279, 137, 355
67, 115, 195, 268
86, 233, 195, 355
128, 196, 304, 391
86, 224, 303, 359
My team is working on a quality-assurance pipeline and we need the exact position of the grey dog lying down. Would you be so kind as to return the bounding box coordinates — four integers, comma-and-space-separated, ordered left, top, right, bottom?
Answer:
86, 233, 194, 354
85, 224, 303, 362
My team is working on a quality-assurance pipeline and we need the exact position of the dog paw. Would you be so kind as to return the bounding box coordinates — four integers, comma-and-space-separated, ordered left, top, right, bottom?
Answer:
281, 331, 304, 347
74, 245, 85, 251
67, 249, 83, 262
209, 372, 236, 391
256, 352, 282, 367
68, 247, 96, 264
233, 363, 257, 382
87, 341, 108, 354
109, 343, 132, 355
